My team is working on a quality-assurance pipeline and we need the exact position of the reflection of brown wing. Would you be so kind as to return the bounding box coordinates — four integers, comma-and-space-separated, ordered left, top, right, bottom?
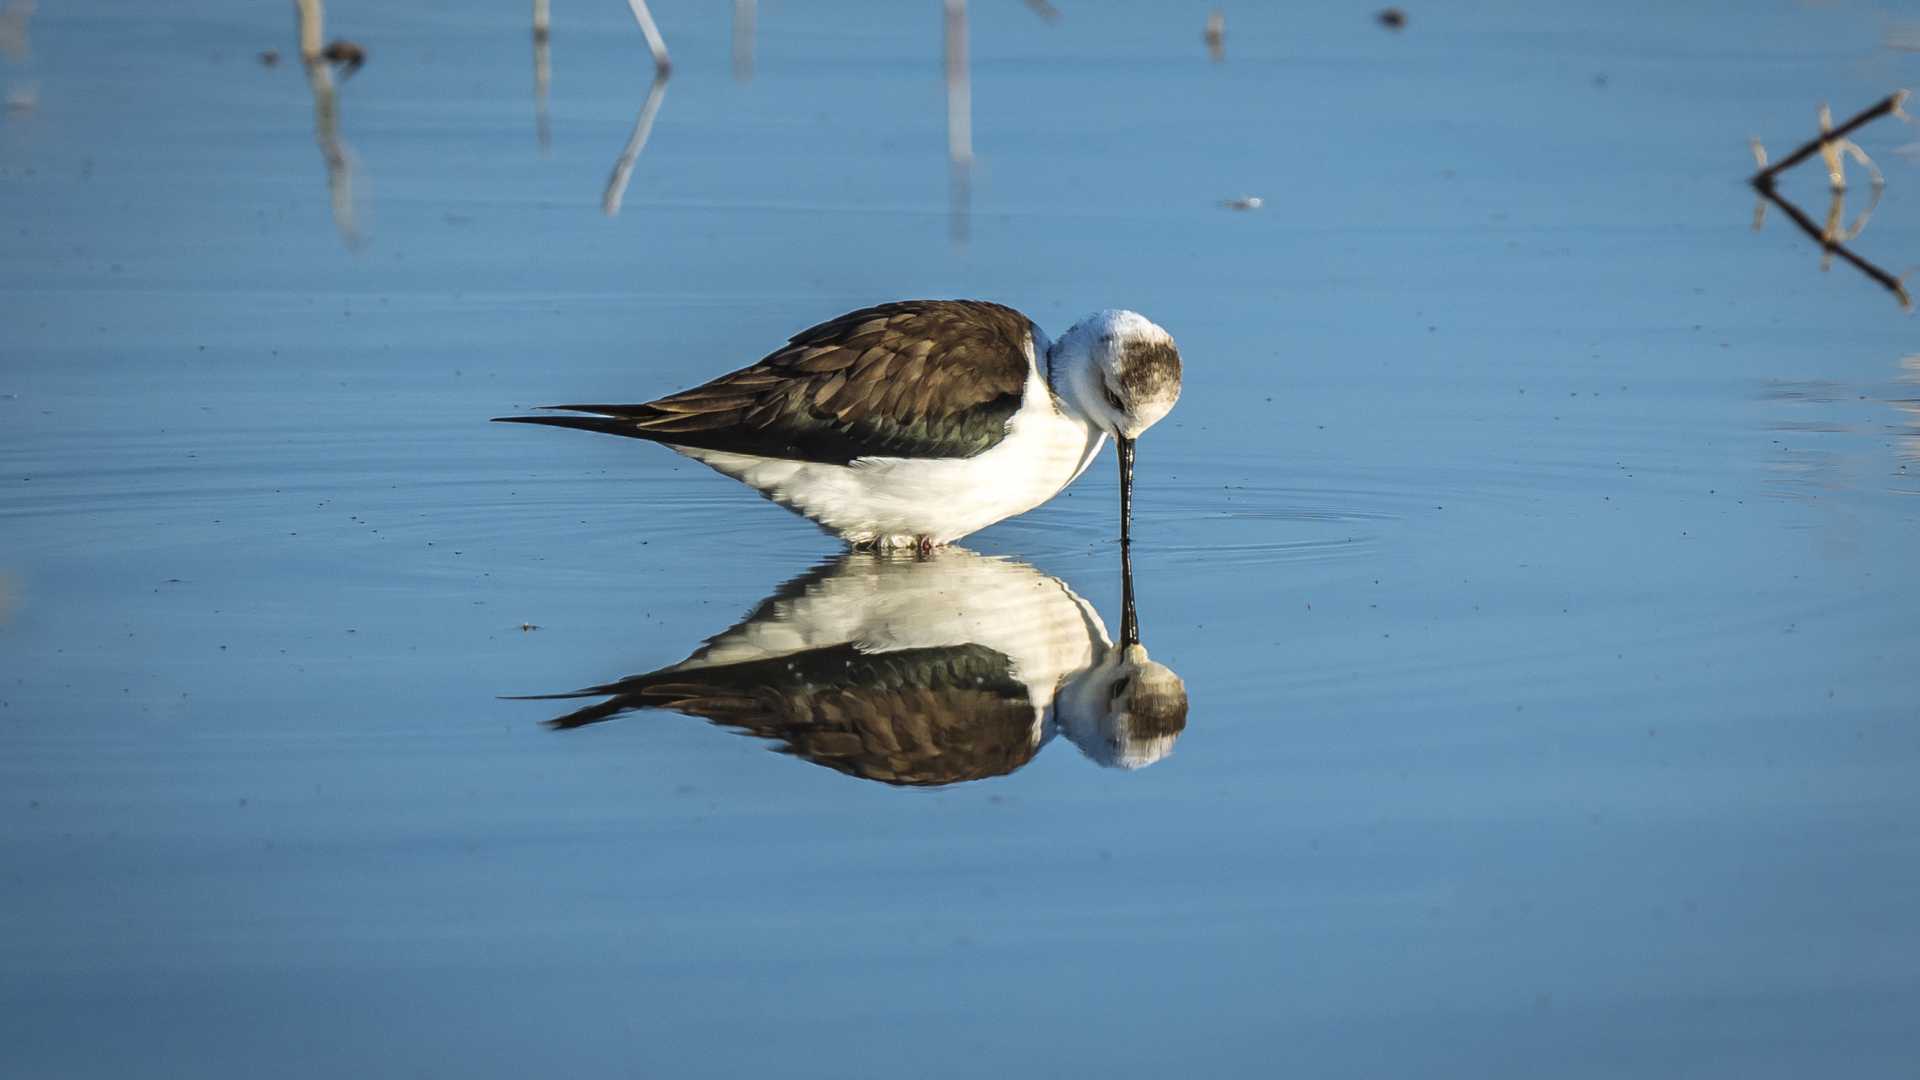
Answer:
534, 643, 1042, 787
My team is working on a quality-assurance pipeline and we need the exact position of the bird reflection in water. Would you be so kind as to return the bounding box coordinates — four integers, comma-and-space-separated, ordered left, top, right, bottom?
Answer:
516, 549, 1188, 787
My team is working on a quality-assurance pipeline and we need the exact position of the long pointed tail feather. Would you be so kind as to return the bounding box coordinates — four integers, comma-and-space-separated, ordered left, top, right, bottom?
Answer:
491, 410, 662, 440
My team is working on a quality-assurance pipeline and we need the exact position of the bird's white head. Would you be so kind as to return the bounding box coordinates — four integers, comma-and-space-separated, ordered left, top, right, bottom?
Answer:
1048, 309, 1183, 544
1048, 309, 1184, 440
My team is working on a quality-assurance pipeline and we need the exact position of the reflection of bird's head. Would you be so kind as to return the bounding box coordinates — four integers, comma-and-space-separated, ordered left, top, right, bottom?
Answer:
1056, 643, 1189, 770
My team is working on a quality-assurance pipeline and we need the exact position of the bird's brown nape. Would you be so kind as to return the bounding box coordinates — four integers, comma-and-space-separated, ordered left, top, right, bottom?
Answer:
1115, 338, 1182, 406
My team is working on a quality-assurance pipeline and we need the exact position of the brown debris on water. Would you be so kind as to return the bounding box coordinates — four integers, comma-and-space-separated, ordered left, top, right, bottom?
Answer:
1205, 10, 1225, 62
320, 39, 364, 78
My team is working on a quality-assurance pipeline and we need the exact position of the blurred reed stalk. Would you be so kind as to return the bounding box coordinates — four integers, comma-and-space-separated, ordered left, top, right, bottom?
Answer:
733, 0, 754, 84
602, 71, 669, 216
0, 0, 33, 63
295, 0, 323, 61
293, 0, 362, 248
626, 0, 671, 73
0, 0, 35, 115
532, 0, 552, 151
945, 0, 971, 247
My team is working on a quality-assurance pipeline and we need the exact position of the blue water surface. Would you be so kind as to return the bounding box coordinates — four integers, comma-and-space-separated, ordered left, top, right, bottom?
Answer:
3, 2, 1918, 1076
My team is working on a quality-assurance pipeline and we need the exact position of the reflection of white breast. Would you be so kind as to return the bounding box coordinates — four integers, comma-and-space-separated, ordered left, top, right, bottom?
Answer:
675, 550, 1109, 712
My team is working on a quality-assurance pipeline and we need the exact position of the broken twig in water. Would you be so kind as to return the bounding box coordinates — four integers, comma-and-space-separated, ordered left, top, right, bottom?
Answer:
1747, 91, 1911, 309
1753, 184, 1910, 310
1750, 91, 1909, 190
1205, 10, 1225, 62
626, 0, 671, 73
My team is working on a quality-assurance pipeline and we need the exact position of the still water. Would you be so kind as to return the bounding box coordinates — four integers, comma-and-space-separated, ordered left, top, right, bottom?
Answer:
4, 2, 1919, 1076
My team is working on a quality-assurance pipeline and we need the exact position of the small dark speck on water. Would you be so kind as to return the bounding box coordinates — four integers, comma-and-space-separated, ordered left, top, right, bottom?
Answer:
1377, 8, 1407, 30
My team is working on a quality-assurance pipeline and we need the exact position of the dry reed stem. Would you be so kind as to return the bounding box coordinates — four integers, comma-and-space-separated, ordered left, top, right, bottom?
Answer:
602, 71, 670, 216
626, 0, 670, 72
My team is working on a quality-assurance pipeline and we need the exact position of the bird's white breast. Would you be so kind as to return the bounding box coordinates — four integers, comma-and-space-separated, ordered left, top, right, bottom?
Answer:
676, 366, 1106, 546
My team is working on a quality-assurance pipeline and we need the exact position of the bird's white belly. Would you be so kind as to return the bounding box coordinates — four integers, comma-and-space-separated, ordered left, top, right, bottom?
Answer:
676, 399, 1105, 546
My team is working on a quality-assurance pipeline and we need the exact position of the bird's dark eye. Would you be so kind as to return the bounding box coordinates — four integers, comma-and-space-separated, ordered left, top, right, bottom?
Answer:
1102, 386, 1126, 412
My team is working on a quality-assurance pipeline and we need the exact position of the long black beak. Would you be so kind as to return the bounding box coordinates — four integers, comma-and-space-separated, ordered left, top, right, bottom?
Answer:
1120, 534, 1140, 646
1117, 435, 1135, 547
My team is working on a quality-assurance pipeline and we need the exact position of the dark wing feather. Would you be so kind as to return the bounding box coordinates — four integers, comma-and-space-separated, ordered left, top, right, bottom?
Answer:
528, 643, 1043, 787
494, 300, 1038, 464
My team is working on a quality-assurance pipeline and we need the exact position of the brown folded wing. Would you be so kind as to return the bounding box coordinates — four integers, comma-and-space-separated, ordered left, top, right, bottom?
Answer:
505, 300, 1039, 464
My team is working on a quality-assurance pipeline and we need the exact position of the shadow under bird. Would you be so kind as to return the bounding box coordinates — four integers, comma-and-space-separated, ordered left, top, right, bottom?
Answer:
511, 547, 1189, 787
494, 299, 1182, 548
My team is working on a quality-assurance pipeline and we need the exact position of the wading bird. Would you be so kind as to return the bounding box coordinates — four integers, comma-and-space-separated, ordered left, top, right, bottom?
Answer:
495, 299, 1182, 549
